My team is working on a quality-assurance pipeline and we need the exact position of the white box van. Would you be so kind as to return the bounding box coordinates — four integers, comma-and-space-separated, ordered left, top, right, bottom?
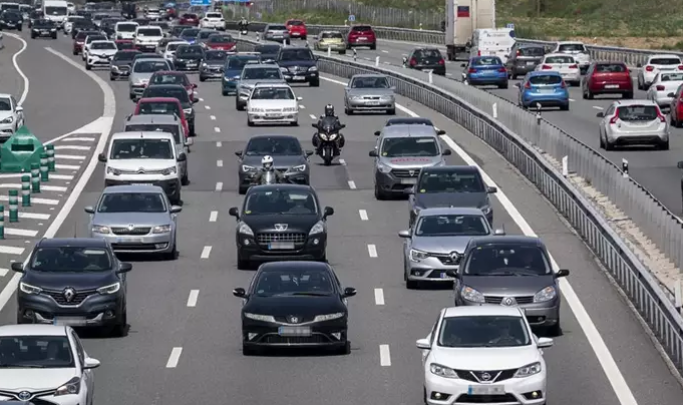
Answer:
470, 28, 516, 64
42, 0, 68, 27
116, 21, 139, 40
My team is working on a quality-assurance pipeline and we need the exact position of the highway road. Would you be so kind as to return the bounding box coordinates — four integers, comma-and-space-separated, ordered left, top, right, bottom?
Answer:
0, 30, 681, 405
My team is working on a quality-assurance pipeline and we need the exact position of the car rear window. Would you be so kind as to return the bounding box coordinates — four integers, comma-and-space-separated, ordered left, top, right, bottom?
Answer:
472, 57, 502, 66
650, 58, 681, 65
415, 49, 442, 59
518, 47, 544, 56
529, 75, 562, 85
617, 105, 659, 121
660, 73, 683, 81
288, 20, 304, 26
545, 55, 574, 64
595, 63, 627, 73
125, 124, 180, 143
268, 25, 287, 30
557, 43, 586, 52
352, 25, 372, 31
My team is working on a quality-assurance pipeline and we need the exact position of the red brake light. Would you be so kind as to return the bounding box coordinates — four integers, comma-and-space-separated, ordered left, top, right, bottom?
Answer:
438, 59, 445, 65
560, 81, 566, 88
678, 65, 683, 70
468, 68, 476, 74
609, 113, 619, 124
477, 50, 481, 56
524, 81, 531, 89
516, 50, 521, 56
656, 85, 665, 91
568, 64, 578, 69
497, 67, 506, 73
541, 64, 552, 70
410, 58, 417, 66
645, 66, 654, 72
657, 107, 666, 122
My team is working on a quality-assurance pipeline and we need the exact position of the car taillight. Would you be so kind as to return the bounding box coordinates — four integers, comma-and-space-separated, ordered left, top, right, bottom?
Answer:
645, 65, 654, 72
410, 58, 417, 66
524, 82, 531, 89
560, 81, 566, 88
656, 85, 665, 91
657, 107, 666, 122
438, 59, 444, 65
678, 65, 683, 70
609, 113, 619, 124
468, 68, 476, 74
477, 50, 481, 56
516, 50, 521, 56
568, 64, 578, 69
541, 64, 552, 69
497, 67, 506, 72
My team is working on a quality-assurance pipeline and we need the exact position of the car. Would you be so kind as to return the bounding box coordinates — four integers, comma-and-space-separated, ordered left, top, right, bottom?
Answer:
369, 124, 452, 200
13, 238, 132, 334
263, 23, 289, 43
200, 11, 224, 29
313, 30, 345, 54
203, 33, 235, 51
72, 30, 99, 54
504, 44, 545, 79
408, 165, 496, 226
86, 185, 181, 259
149, 20, 170, 35
134, 97, 191, 139
71, 19, 98, 38
134, 25, 163, 52
98, 131, 186, 203
100, 17, 124, 37
597, 99, 669, 150
463, 56, 508, 88
27, 9, 42, 29
161, 40, 188, 61
0, 93, 24, 140
516, 71, 570, 111
114, 20, 137, 39
178, 27, 200, 43
30, 18, 57, 39
150, 71, 196, 97
274, 46, 319, 87
235, 63, 286, 109
382, 117, 441, 128
406, 47, 446, 75
168, 24, 186, 37
551, 40, 591, 73
285, 18, 307, 40
84, 40, 117, 70
417, 306, 555, 405
222, 52, 262, 96
228, 184, 333, 267
124, 111, 192, 158
178, 12, 199, 26
173, 43, 204, 71
115, 38, 135, 50
0, 10, 23, 30
233, 261, 355, 355
81, 33, 107, 60
668, 84, 683, 127
535, 53, 580, 86
346, 24, 376, 49
91, 12, 108, 27
400, 207, 503, 288
581, 61, 633, 99
139, 85, 198, 135
195, 28, 216, 46
344, 73, 396, 115
0, 324, 102, 401
253, 43, 281, 61
199, 49, 228, 81
128, 58, 173, 100
246, 83, 300, 127
144, 7, 161, 20
647, 72, 683, 110
637, 54, 683, 90
235, 135, 313, 194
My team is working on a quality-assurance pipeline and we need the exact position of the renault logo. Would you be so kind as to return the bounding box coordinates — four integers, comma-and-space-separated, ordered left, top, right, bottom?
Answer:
63, 288, 75, 303
480, 372, 492, 381
289, 316, 299, 323
274, 224, 288, 231
449, 251, 460, 261
128, 224, 135, 231
502, 297, 516, 306
17, 391, 31, 401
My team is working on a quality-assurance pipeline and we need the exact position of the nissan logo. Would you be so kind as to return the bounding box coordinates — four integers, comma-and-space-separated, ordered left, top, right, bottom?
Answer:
480, 372, 492, 381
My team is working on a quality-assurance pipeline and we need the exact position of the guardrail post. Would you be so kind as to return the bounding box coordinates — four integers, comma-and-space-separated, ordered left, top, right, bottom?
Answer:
31, 163, 40, 193
375, 56, 379, 67
255, 32, 260, 42
428, 70, 433, 84
40, 153, 49, 182
419, 23, 423, 30
492, 103, 497, 119
562, 156, 569, 177
675, 279, 682, 315
344, 20, 348, 26
327, 46, 331, 57
535, 103, 542, 124
238, 31, 241, 39
0, 206, 4, 240
353, 48, 357, 62
46, 144, 55, 172
622, 159, 629, 178
21, 175, 30, 207
8, 190, 18, 223
402, 56, 407, 68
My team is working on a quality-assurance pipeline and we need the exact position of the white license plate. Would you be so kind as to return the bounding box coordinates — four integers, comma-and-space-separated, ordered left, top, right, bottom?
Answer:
539, 89, 555, 93
401, 178, 417, 185
605, 84, 619, 89
468, 385, 505, 395
266, 113, 282, 117
116, 238, 143, 243
366, 101, 380, 105
278, 326, 311, 336
53, 317, 86, 326
291, 32, 300, 36
292, 76, 306, 81
269, 242, 295, 250
526, 61, 535, 65
358, 36, 367, 40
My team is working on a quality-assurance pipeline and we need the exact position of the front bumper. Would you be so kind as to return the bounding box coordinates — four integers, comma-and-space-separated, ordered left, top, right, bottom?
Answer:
347, 97, 395, 111
199, 66, 224, 78
110, 66, 131, 77
236, 232, 326, 262
239, 170, 309, 188
405, 257, 459, 282
242, 317, 347, 348
31, 29, 57, 37
510, 62, 539, 75
1, 22, 21, 29
17, 290, 124, 328
375, 170, 416, 194
174, 60, 201, 70
129, 83, 148, 96
247, 111, 298, 125
91, 231, 174, 254
0, 392, 86, 405
105, 178, 180, 200
135, 43, 157, 52
0, 123, 16, 139
222, 79, 238, 93
457, 299, 560, 327
282, 70, 318, 83
87, 56, 112, 66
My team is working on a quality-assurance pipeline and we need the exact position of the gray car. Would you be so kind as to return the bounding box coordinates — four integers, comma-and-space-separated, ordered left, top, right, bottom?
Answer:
369, 125, 451, 199
344, 74, 396, 115
235, 64, 286, 110
85, 184, 182, 259
128, 58, 173, 100
399, 207, 504, 289
235, 134, 313, 194
263, 23, 290, 43
451, 235, 570, 335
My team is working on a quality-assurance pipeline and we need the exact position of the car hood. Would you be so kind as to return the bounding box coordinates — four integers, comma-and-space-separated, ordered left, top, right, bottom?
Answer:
413, 192, 489, 209
23, 269, 119, 291
248, 99, 297, 109
380, 156, 443, 168
411, 235, 474, 254
346, 88, 394, 96
0, 111, 14, 120
136, 35, 163, 42
92, 212, 171, 226
130, 72, 154, 81
89, 49, 117, 56
242, 214, 320, 233
277, 59, 316, 68
175, 54, 202, 60
108, 159, 176, 170
431, 346, 541, 371
242, 155, 306, 169
244, 295, 344, 319
461, 275, 555, 296
224, 68, 242, 78
0, 368, 79, 390
239, 78, 286, 87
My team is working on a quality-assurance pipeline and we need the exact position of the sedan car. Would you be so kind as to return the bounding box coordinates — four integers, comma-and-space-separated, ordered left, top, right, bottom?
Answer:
109, 49, 140, 80
452, 235, 570, 335
314, 30, 346, 54
30, 18, 57, 39
199, 49, 228, 81
235, 63, 286, 109
0, 93, 25, 140
228, 184, 334, 268
535, 53, 580, 86
597, 100, 669, 150
463, 56, 508, 88
128, 58, 173, 100
263, 23, 290, 43
344, 74, 396, 115
246, 83, 300, 126
149, 71, 196, 98
200, 11, 224, 29
516, 71, 570, 111
647, 72, 683, 109
582, 61, 633, 99
400, 207, 503, 289
178, 27, 200, 44
406, 47, 446, 75
85, 40, 117, 70
233, 261, 355, 355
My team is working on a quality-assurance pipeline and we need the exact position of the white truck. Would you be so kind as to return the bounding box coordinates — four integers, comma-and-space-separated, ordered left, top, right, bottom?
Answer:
445, 0, 496, 61
42, 0, 69, 27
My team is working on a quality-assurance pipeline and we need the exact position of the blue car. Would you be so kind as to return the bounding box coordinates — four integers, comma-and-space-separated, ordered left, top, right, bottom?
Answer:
516, 71, 569, 111
221, 54, 262, 96
463, 56, 508, 88
179, 28, 200, 44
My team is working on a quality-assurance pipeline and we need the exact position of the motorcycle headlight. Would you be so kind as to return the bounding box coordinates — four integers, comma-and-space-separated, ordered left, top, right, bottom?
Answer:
377, 162, 392, 174
183, 108, 192, 116
106, 167, 121, 175
430, 363, 459, 379
320, 133, 329, 141
153, 224, 172, 234
309, 220, 324, 235
313, 312, 344, 322
242, 165, 256, 172
161, 166, 177, 175
287, 164, 306, 173
19, 282, 42, 295
97, 282, 120, 295
328, 133, 338, 140
533, 286, 556, 303
409, 249, 428, 262
308, 66, 318, 72
91, 225, 110, 234
0, 116, 13, 124
244, 313, 275, 322
514, 362, 542, 378
238, 221, 253, 236
55, 377, 81, 396
461, 286, 485, 303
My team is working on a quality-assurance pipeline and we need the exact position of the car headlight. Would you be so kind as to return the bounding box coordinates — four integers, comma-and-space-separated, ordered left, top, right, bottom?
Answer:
377, 162, 392, 174
430, 363, 459, 379
279, 67, 287, 72
106, 167, 121, 175
55, 377, 81, 396
533, 286, 556, 302
287, 164, 306, 173
313, 312, 344, 322
97, 282, 120, 295
410, 249, 429, 262
91, 225, 110, 234
480, 205, 491, 215
238, 221, 253, 236
135, 78, 148, 85
161, 166, 176, 175
19, 282, 42, 295
461, 286, 485, 303
201, 62, 208, 68
514, 362, 542, 378
153, 224, 172, 234
0, 116, 13, 124
308, 66, 318, 72
244, 313, 275, 322
309, 220, 325, 235
111, 65, 119, 71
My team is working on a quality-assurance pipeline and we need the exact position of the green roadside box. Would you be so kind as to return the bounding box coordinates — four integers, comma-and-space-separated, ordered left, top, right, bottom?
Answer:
0, 126, 45, 173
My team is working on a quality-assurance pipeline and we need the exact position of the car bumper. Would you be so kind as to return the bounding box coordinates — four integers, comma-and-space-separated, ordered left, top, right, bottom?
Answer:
238, 170, 309, 187
522, 94, 569, 108
87, 57, 112, 66
32, 29, 57, 37
247, 112, 298, 125
222, 80, 238, 93
375, 171, 416, 194
607, 131, 669, 145
201, 22, 224, 29
236, 233, 326, 262
590, 83, 633, 94
510, 63, 538, 74
316, 43, 345, 51
347, 99, 395, 111
467, 75, 507, 85
242, 318, 347, 348
105, 178, 180, 200
110, 67, 131, 77
264, 35, 289, 42
135, 44, 157, 52
652, 94, 672, 108
91, 231, 174, 254
406, 259, 459, 282
1, 23, 21, 29
0, 123, 16, 139
282, 71, 319, 83
559, 71, 581, 82
457, 299, 560, 327
414, 66, 446, 75
199, 68, 223, 78
348, 39, 375, 46
130, 84, 148, 96
17, 291, 124, 328
175, 62, 201, 70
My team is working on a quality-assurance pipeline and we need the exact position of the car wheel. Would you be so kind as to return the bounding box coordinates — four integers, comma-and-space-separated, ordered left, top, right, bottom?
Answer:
345, 107, 353, 115
85, 63, 91, 70
237, 252, 250, 269
238, 185, 248, 195
242, 343, 258, 356
623, 92, 633, 99
337, 341, 351, 355
110, 309, 127, 337
547, 320, 561, 337
222, 90, 228, 96
129, 93, 136, 100
660, 140, 670, 150
599, 133, 605, 149
109, 74, 116, 81
406, 279, 419, 289
199, 75, 206, 82
181, 173, 189, 186
339, 50, 346, 55
247, 119, 254, 127
236, 102, 244, 111
387, 108, 396, 115
310, 79, 319, 87
560, 104, 569, 111
16, 312, 28, 324
374, 183, 385, 200
499, 82, 508, 89
164, 243, 178, 260
604, 138, 614, 151
370, 43, 376, 50
671, 114, 679, 128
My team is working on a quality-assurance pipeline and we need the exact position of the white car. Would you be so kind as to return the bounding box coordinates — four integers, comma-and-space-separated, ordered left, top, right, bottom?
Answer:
0, 324, 100, 405
84, 40, 117, 70
82, 34, 106, 61
145, 8, 161, 20
551, 41, 591, 73
637, 54, 683, 90
418, 306, 553, 405
246, 83, 300, 126
63, 15, 82, 33
646, 72, 683, 109
200, 12, 225, 30
134, 25, 163, 52
0, 93, 24, 140
162, 40, 189, 61
535, 53, 580, 86
115, 21, 138, 40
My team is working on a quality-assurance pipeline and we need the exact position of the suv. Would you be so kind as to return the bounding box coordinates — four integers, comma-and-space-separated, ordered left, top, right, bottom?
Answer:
504, 44, 545, 79
346, 25, 376, 50
275, 46, 319, 87
235, 63, 285, 110
369, 124, 452, 200
222, 52, 261, 96
581, 61, 633, 100
97, 131, 186, 204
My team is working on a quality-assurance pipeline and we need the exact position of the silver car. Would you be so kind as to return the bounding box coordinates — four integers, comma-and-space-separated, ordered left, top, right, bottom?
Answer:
344, 74, 396, 115
596, 99, 669, 150
85, 184, 181, 259
399, 207, 504, 289
128, 58, 173, 100
235, 64, 286, 110
369, 125, 452, 199
263, 23, 290, 43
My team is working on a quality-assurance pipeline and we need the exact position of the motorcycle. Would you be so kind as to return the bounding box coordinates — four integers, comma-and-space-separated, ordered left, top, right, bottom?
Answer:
312, 121, 345, 166
239, 22, 248, 35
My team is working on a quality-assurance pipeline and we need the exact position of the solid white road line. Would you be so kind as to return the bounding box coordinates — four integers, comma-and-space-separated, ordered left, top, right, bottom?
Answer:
5, 211, 50, 220
61, 137, 96, 142
209, 211, 218, 222
374, 288, 385, 305
5, 228, 38, 237
215, 182, 223, 191
55, 164, 80, 170
166, 347, 182, 368
216, 160, 223, 167
50, 174, 75, 180
299, 104, 305, 109
379, 344, 391, 366
367, 244, 378, 258
216, 141, 222, 147
0, 184, 67, 192
359, 209, 368, 221
53, 145, 91, 151
214, 127, 220, 133
187, 290, 199, 307
0, 246, 24, 255
55, 154, 86, 160
0, 195, 59, 205
347, 180, 356, 189
200, 246, 212, 259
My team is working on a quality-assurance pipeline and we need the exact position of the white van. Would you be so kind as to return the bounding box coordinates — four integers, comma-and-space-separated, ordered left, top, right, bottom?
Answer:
134, 25, 164, 52
470, 28, 516, 64
42, 0, 68, 27
115, 21, 139, 40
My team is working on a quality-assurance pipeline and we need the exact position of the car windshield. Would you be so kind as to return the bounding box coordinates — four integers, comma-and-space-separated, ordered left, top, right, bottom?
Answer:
144, 87, 189, 102
110, 138, 174, 159
113, 51, 137, 61
472, 57, 502, 66
139, 101, 181, 116
650, 58, 681, 65
557, 43, 586, 52
205, 51, 227, 61
518, 47, 544, 56
228, 57, 258, 69
381, 137, 438, 157
243, 67, 281, 80
438, 316, 531, 348
416, 214, 489, 237
386, 118, 433, 126
206, 12, 221, 18
98, 192, 166, 213
253, 268, 333, 297
417, 171, 485, 193
138, 28, 161, 36
529, 75, 562, 85
0, 98, 12, 111
268, 24, 287, 30
545, 55, 574, 64
125, 124, 180, 143
595, 63, 627, 73
182, 13, 197, 19
198, 31, 213, 39
180, 28, 199, 37
167, 42, 187, 51
465, 245, 551, 276
150, 22, 169, 29
351, 76, 389, 88
245, 137, 302, 156
117, 23, 137, 31
251, 87, 294, 100
45, 6, 67, 15
30, 246, 112, 272
321, 32, 342, 39
176, 46, 203, 57
76, 31, 96, 40
91, 42, 116, 50
279, 49, 314, 61
0, 336, 75, 368
134, 61, 169, 73
151, 73, 187, 85
117, 42, 135, 50
287, 20, 304, 26
209, 35, 233, 43
244, 189, 317, 215
255, 45, 280, 53
660, 73, 683, 81
616, 105, 659, 121
86, 36, 106, 43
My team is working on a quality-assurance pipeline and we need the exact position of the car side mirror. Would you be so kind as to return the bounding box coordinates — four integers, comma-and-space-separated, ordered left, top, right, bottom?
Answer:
305, 150, 314, 157
234, 150, 243, 157
311, 123, 318, 129
297, 96, 303, 100
83, 358, 101, 369
342, 287, 356, 298
596, 112, 604, 118
192, 96, 199, 103
16, 106, 23, 112
97, 153, 107, 162
445, 270, 459, 278
374, 130, 381, 136
118, 262, 133, 273
323, 206, 334, 218
668, 92, 675, 98
442, 149, 451, 156
416, 338, 430, 350
170, 205, 182, 214
678, 161, 683, 169
369, 150, 378, 157
398, 230, 411, 238
494, 228, 506, 236
537, 337, 554, 348
10, 262, 23, 272
636, 63, 642, 68
487, 186, 497, 193
177, 154, 186, 162
515, 82, 521, 87
436, 129, 446, 135
184, 137, 194, 147
84, 206, 95, 214
233, 287, 247, 297
228, 207, 239, 218
555, 269, 570, 278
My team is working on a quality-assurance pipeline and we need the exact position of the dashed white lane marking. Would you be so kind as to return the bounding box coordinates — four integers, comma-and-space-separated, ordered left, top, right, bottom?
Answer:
216, 141, 222, 147
205, 105, 211, 110
199, 97, 204, 102
359, 209, 368, 221
216, 160, 223, 167
401, 53, 408, 57
62, 137, 95, 142
49, 174, 74, 180
53, 145, 90, 151
593, 106, 604, 110
214, 127, 220, 133
374, 288, 385, 305
367, 244, 378, 258
379, 344, 391, 366
55, 164, 80, 170
299, 104, 305, 109
0, 246, 24, 255
0, 268, 7, 277
309, 114, 317, 120
446, 72, 453, 76
381, 50, 388, 53
166, 347, 183, 368
6, 211, 50, 220
187, 290, 199, 307
0, 184, 67, 192
569, 98, 575, 102
347, 180, 356, 189
56, 154, 86, 160
215, 182, 223, 191
200, 246, 212, 259
0, 195, 59, 205
210, 115, 216, 120
5, 228, 38, 237
209, 211, 218, 222
339, 158, 346, 166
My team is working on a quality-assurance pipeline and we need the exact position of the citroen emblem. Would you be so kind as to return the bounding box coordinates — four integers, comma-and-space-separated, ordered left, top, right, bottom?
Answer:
63, 288, 75, 303
274, 223, 288, 231
502, 297, 516, 306
137, 167, 145, 174
289, 316, 299, 323
480, 372, 492, 381
409, 170, 415, 176
17, 391, 31, 401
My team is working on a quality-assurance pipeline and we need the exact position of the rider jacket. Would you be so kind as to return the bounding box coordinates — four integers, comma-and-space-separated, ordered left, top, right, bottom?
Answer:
239, 19, 248, 28
316, 115, 341, 130
251, 168, 286, 184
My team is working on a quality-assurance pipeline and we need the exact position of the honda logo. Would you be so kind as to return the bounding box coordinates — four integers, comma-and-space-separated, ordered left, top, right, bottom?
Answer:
274, 224, 288, 231
289, 316, 299, 323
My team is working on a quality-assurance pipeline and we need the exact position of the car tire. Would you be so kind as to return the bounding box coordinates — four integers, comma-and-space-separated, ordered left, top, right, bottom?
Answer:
374, 183, 385, 200
199, 75, 206, 82
164, 243, 178, 260
337, 341, 351, 355
291, 120, 298, 126
623, 92, 633, 99
85, 63, 91, 70
560, 104, 569, 111
17, 27, 21, 32
247, 119, 254, 127
406, 279, 419, 289
222, 90, 228, 96
547, 320, 561, 337
73, 49, 78, 55
498, 82, 508, 89
660, 140, 670, 150
16, 312, 28, 324
242, 343, 258, 356
345, 107, 353, 115
370, 43, 376, 50
310, 79, 319, 87
110, 310, 127, 337
671, 114, 680, 128
604, 139, 614, 151
599, 133, 605, 149
339, 50, 346, 55
238, 185, 248, 195
189, 123, 195, 136
51, 34, 56, 39
109, 74, 116, 81
30, 34, 35, 39
237, 252, 250, 269
387, 108, 396, 115
181, 173, 189, 186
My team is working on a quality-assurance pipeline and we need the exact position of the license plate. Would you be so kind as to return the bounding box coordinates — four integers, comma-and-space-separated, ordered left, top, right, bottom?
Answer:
605, 84, 619, 89
366, 101, 380, 105
136, 183, 154, 185
539, 89, 555, 93
267, 113, 281, 117
468, 385, 505, 395
115, 237, 143, 243
292, 76, 306, 81
358, 36, 367, 40
278, 326, 311, 336
269, 242, 295, 250
53, 317, 86, 326
526, 61, 535, 65
291, 32, 300, 36
401, 178, 417, 185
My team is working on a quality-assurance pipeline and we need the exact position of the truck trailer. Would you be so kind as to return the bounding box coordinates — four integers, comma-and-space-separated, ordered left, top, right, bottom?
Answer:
445, 0, 496, 61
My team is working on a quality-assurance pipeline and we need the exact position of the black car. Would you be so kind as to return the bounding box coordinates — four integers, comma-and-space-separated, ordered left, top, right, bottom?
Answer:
140, 84, 198, 134
179, 27, 200, 43
275, 47, 319, 87
228, 184, 333, 268
109, 50, 140, 80
408, 166, 497, 226
505, 44, 545, 79
405, 47, 446, 76
233, 261, 355, 355
173, 44, 204, 71
71, 19, 98, 38
27, 10, 42, 28
199, 49, 228, 81
253, 44, 281, 62
30, 19, 57, 39
169, 24, 186, 37
235, 135, 313, 194
0, 10, 23, 30
12, 237, 133, 336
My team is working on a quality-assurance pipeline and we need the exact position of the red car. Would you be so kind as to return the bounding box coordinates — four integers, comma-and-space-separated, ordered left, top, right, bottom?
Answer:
72, 30, 100, 55
134, 97, 190, 138
203, 33, 236, 51
115, 39, 135, 50
179, 13, 199, 26
285, 19, 307, 40
582, 61, 633, 99
149, 71, 197, 98
668, 85, 683, 127
346, 25, 376, 50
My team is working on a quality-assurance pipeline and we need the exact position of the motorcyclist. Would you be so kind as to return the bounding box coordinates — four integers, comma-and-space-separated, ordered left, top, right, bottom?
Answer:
251, 155, 286, 185
238, 17, 248, 31
312, 104, 345, 150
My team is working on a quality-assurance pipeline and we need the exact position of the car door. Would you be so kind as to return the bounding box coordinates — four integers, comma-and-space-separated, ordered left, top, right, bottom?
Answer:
602, 104, 616, 137
70, 329, 94, 402
10, 96, 22, 125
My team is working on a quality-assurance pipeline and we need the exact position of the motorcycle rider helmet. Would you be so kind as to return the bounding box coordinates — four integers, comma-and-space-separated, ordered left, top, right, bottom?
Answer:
324, 104, 334, 117
261, 155, 274, 171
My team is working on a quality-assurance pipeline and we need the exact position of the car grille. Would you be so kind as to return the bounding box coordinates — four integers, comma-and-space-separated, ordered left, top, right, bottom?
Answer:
391, 169, 420, 178
30, 398, 59, 405
273, 315, 315, 323
432, 253, 462, 265
256, 233, 307, 244
118, 168, 167, 175
484, 296, 534, 305
43, 290, 97, 305
455, 394, 518, 404
111, 227, 151, 235
117, 65, 130, 72
111, 243, 161, 250
288, 66, 307, 72
262, 334, 330, 344
454, 369, 517, 383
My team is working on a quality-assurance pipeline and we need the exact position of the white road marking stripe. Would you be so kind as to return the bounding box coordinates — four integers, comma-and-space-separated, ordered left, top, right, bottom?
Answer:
54, 145, 91, 151
55, 154, 86, 160
0, 268, 7, 277
200, 246, 212, 259
5, 211, 50, 220
209, 211, 218, 222
569, 98, 575, 102
0, 184, 67, 192
215, 182, 223, 191
0, 195, 59, 205
359, 209, 368, 221
205, 105, 211, 110
199, 98, 204, 102
379, 344, 391, 366
216, 141, 222, 147
50, 174, 74, 180
55, 164, 80, 170
214, 127, 220, 133
299, 104, 305, 109
339, 158, 346, 166
210, 115, 216, 120
187, 290, 199, 307
216, 160, 223, 167
61, 137, 96, 142
309, 114, 317, 120
0, 246, 24, 255
367, 244, 377, 258
593, 106, 604, 110
166, 347, 182, 368
374, 288, 384, 305
5, 228, 38, 237
381, 50, 388, 53
347, 180, 356, 189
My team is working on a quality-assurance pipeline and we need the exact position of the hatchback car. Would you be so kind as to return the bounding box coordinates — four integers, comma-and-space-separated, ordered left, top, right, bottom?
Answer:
551, 41, 591, 73
516, 71, 569, 111
264, 23, 289, 43
597, 100, 669, 150
406, 47, 446, 76
505, 44, 545, 79
128, 58, 173, 100
314, 30, 345, 54
535, 53, 580, 86
646, 72, 683, 109
285, 19, 307, 40
109, 49, 140, 80
346, 24, 376, 50
199, 49, 228, 82
344, 73, 395, 115
637, 54, 683, 90
582, 61, 633, 99
222, 53, 262, 96
178, 13, 199, 26
463, 56, 508, 88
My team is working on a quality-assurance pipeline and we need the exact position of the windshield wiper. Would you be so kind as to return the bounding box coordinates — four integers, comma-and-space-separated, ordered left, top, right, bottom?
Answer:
0, 364, 47, 368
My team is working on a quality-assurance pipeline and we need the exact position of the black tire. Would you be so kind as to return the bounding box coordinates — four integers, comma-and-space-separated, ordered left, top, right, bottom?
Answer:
547, 321, 561, 337
374, 183, 385, 200
406, 280, 419, 289
560, 104, 569, 111
73, 49, 78, 55
199, 75, 206, 82
623, 92, 633, 99
370, 43, 376, 50
345, 107, 353, 115
236, 102, 244, 111
499, 82, 508, 89
16, 312, 27, 324
339, 50, 346, 55
237, 252, 250, 269
222, 90, 228, 96
110, 310, 127, 337
660, 141, 670, 151
109, 75, 116, 81
238, 186, 248, 195
189, 124, 195, 136
243, 343, 257, 356
310, 79, 319, 87
337, 341, 351, 355
387, 108, 396, 115
51, 34, 56, 39
85, 63, 91, 70
247, 119, 254, 127
181, 173, 189, 186
163, 244, 177, 260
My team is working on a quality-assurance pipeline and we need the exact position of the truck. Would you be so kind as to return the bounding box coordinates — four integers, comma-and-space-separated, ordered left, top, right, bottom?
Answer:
445, 0, 496, 61
42, 0, 68, 27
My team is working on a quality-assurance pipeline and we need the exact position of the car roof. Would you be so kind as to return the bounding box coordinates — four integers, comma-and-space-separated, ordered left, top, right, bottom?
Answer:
386, 117, 433, 126
258, 261, 329, 272
611, 99, 658, 107
420, 165, 479, 174
380, 124, 438, 138
111, 131, 175, 140
467, 235, 544, 247
144, 84, 185, 90
528, 70, 562, 77
279, 46, 310, 51
125, 114, 179, 124
0, 324, 69, 337
138, 97, 181, 103
556, 41, 585, 45
253, 82, 291, 89
103, 184, 165, 194
245, 184, 314, 194
416, 206, 486, 217
36, 237, 109, 248
244, 63, 278, 69
442, 306, 524, 318
248, 134, 299, 141
351, 73, 386, 79
647, 54, 682, 59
